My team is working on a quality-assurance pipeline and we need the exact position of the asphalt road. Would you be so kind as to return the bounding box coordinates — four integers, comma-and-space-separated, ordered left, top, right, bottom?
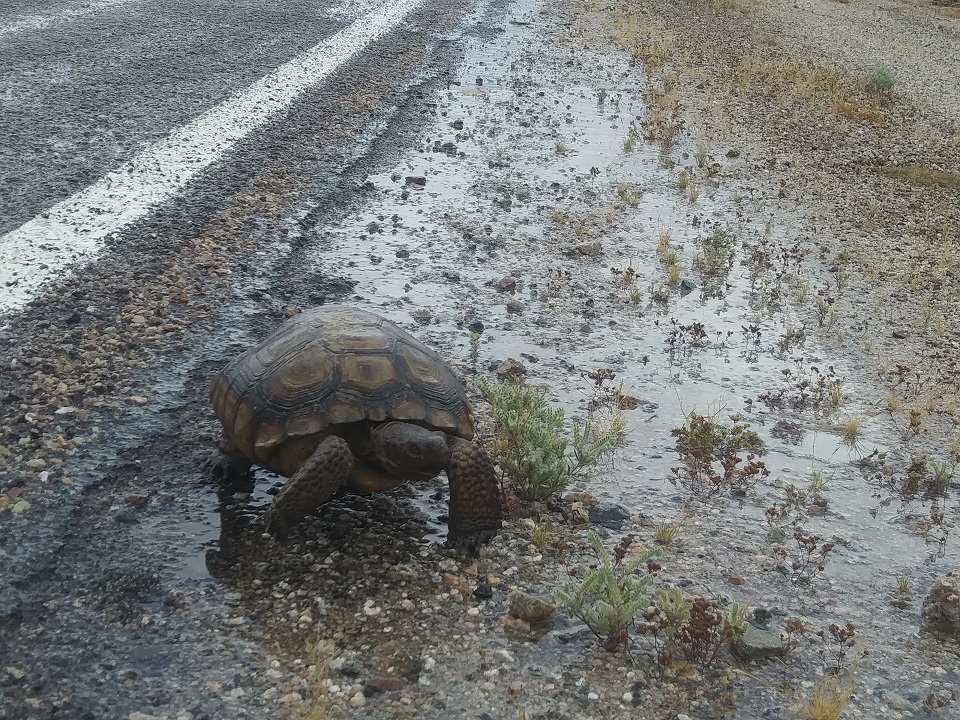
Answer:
0, 0, 367, 235
1, 0, 457, 310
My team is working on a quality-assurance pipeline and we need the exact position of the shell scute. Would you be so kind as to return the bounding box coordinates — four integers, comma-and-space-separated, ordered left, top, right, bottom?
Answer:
210, 306, 474, 472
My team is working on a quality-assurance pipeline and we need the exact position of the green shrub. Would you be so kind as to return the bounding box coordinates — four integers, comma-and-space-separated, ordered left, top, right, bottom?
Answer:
870, 64, 896, 94
670, 410, 768, 496
478, 379, 620, 500
554, 533, 660, 650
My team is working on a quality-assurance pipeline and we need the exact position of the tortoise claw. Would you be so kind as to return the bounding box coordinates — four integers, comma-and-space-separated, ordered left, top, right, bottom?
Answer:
446, 527, 499, 556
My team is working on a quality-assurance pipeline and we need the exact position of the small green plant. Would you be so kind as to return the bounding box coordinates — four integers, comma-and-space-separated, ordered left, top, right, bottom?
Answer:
809, 471, 827, 493
637, 589, 749, 671
828, 379, 844, 407
654, 514, 686, 545
694, 225, 737, 275
530, 520, 550, 551
616, 182, 643, 207
666, 263, 681, 284
687, 182, 701, 203
677, 171, 690, 189
895, 570, 911, 597
555, 140, 568, 155
670, 410, 767, 496
554, 533, 660, 651
694, 139, 709, 168
478, 379, 620, 500
930, 459, 954, 490
869, 64, 896, 94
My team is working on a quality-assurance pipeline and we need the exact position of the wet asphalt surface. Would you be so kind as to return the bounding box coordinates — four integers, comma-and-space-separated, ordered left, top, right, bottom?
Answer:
0, 0, 377, 234
0, 0, 484, 717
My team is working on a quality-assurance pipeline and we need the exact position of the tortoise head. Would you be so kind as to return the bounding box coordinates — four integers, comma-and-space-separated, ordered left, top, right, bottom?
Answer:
371, 421, 450, 480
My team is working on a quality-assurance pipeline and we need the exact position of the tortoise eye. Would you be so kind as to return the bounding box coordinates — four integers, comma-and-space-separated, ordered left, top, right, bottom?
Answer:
408, 443, 423, 457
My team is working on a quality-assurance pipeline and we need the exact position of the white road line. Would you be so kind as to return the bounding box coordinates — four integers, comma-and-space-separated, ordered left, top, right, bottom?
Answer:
0, 0, 138, 38
0, 0, 428, 314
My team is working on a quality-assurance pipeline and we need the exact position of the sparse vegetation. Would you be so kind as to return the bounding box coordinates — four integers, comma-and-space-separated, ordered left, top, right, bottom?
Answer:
879, 164, 960, 190
616, 182, 643, 207
298, 639, 336, 720
800, 671, 855, 720
554, 533, 660, 651
694, 224, 737, 275
637, 588, 749, 672
869, 64, 896, 94
653, 514, 686, 545
670, 410, 768, 496
478, 378, 621, 501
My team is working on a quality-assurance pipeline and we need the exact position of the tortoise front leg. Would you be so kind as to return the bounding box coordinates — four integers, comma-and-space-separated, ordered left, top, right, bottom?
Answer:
445, 437, 503, 553
204, 434, 253, 482
265, 435, 354, 540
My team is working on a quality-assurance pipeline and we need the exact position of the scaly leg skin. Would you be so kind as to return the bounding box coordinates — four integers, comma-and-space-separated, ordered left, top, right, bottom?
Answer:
446, 437, 504, 554
264, 435, 354, 541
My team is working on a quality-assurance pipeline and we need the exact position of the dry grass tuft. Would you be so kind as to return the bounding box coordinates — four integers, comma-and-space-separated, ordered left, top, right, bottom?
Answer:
879, 164, 960, 191
299, 639, 336, 720
800, 672, 854, 720
834, 100, 884, 124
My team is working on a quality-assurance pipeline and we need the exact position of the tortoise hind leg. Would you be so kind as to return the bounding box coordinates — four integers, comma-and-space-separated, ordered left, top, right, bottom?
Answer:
445, 437, 503, 554
265, 435, 354, 540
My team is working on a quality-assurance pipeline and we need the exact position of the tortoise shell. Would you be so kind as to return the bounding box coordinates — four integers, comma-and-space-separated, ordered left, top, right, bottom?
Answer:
210, 306, 474, 471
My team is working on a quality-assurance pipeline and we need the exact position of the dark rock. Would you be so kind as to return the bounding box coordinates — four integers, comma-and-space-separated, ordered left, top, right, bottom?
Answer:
508, 590, 557, 624
679, 278, 698, 296
473, 578, 494, 599
494, 275, 517, 293
922, 570, 960, 636
404, 176, 426, 189
468, 320, 485, 334
496, 357, 526, 381
587, 501, 630, 529
441, 270, 461, 283
113, 508, 139, 524
892, 329, 908, 339
363, 678, 405, 695
752, 607, 773, 624
575, 241, 602, 257
555, 624, 592, 644
726, 149, 741, 158
395, 248, 410, 258
506, 299, 524, 314
732, 624, 786, 660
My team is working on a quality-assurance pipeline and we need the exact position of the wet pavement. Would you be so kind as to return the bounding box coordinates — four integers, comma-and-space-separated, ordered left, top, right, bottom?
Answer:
1, 0, 958, 718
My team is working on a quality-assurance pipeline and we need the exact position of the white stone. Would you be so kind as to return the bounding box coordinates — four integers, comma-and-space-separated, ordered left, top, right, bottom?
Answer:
350, 691, 366, 708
